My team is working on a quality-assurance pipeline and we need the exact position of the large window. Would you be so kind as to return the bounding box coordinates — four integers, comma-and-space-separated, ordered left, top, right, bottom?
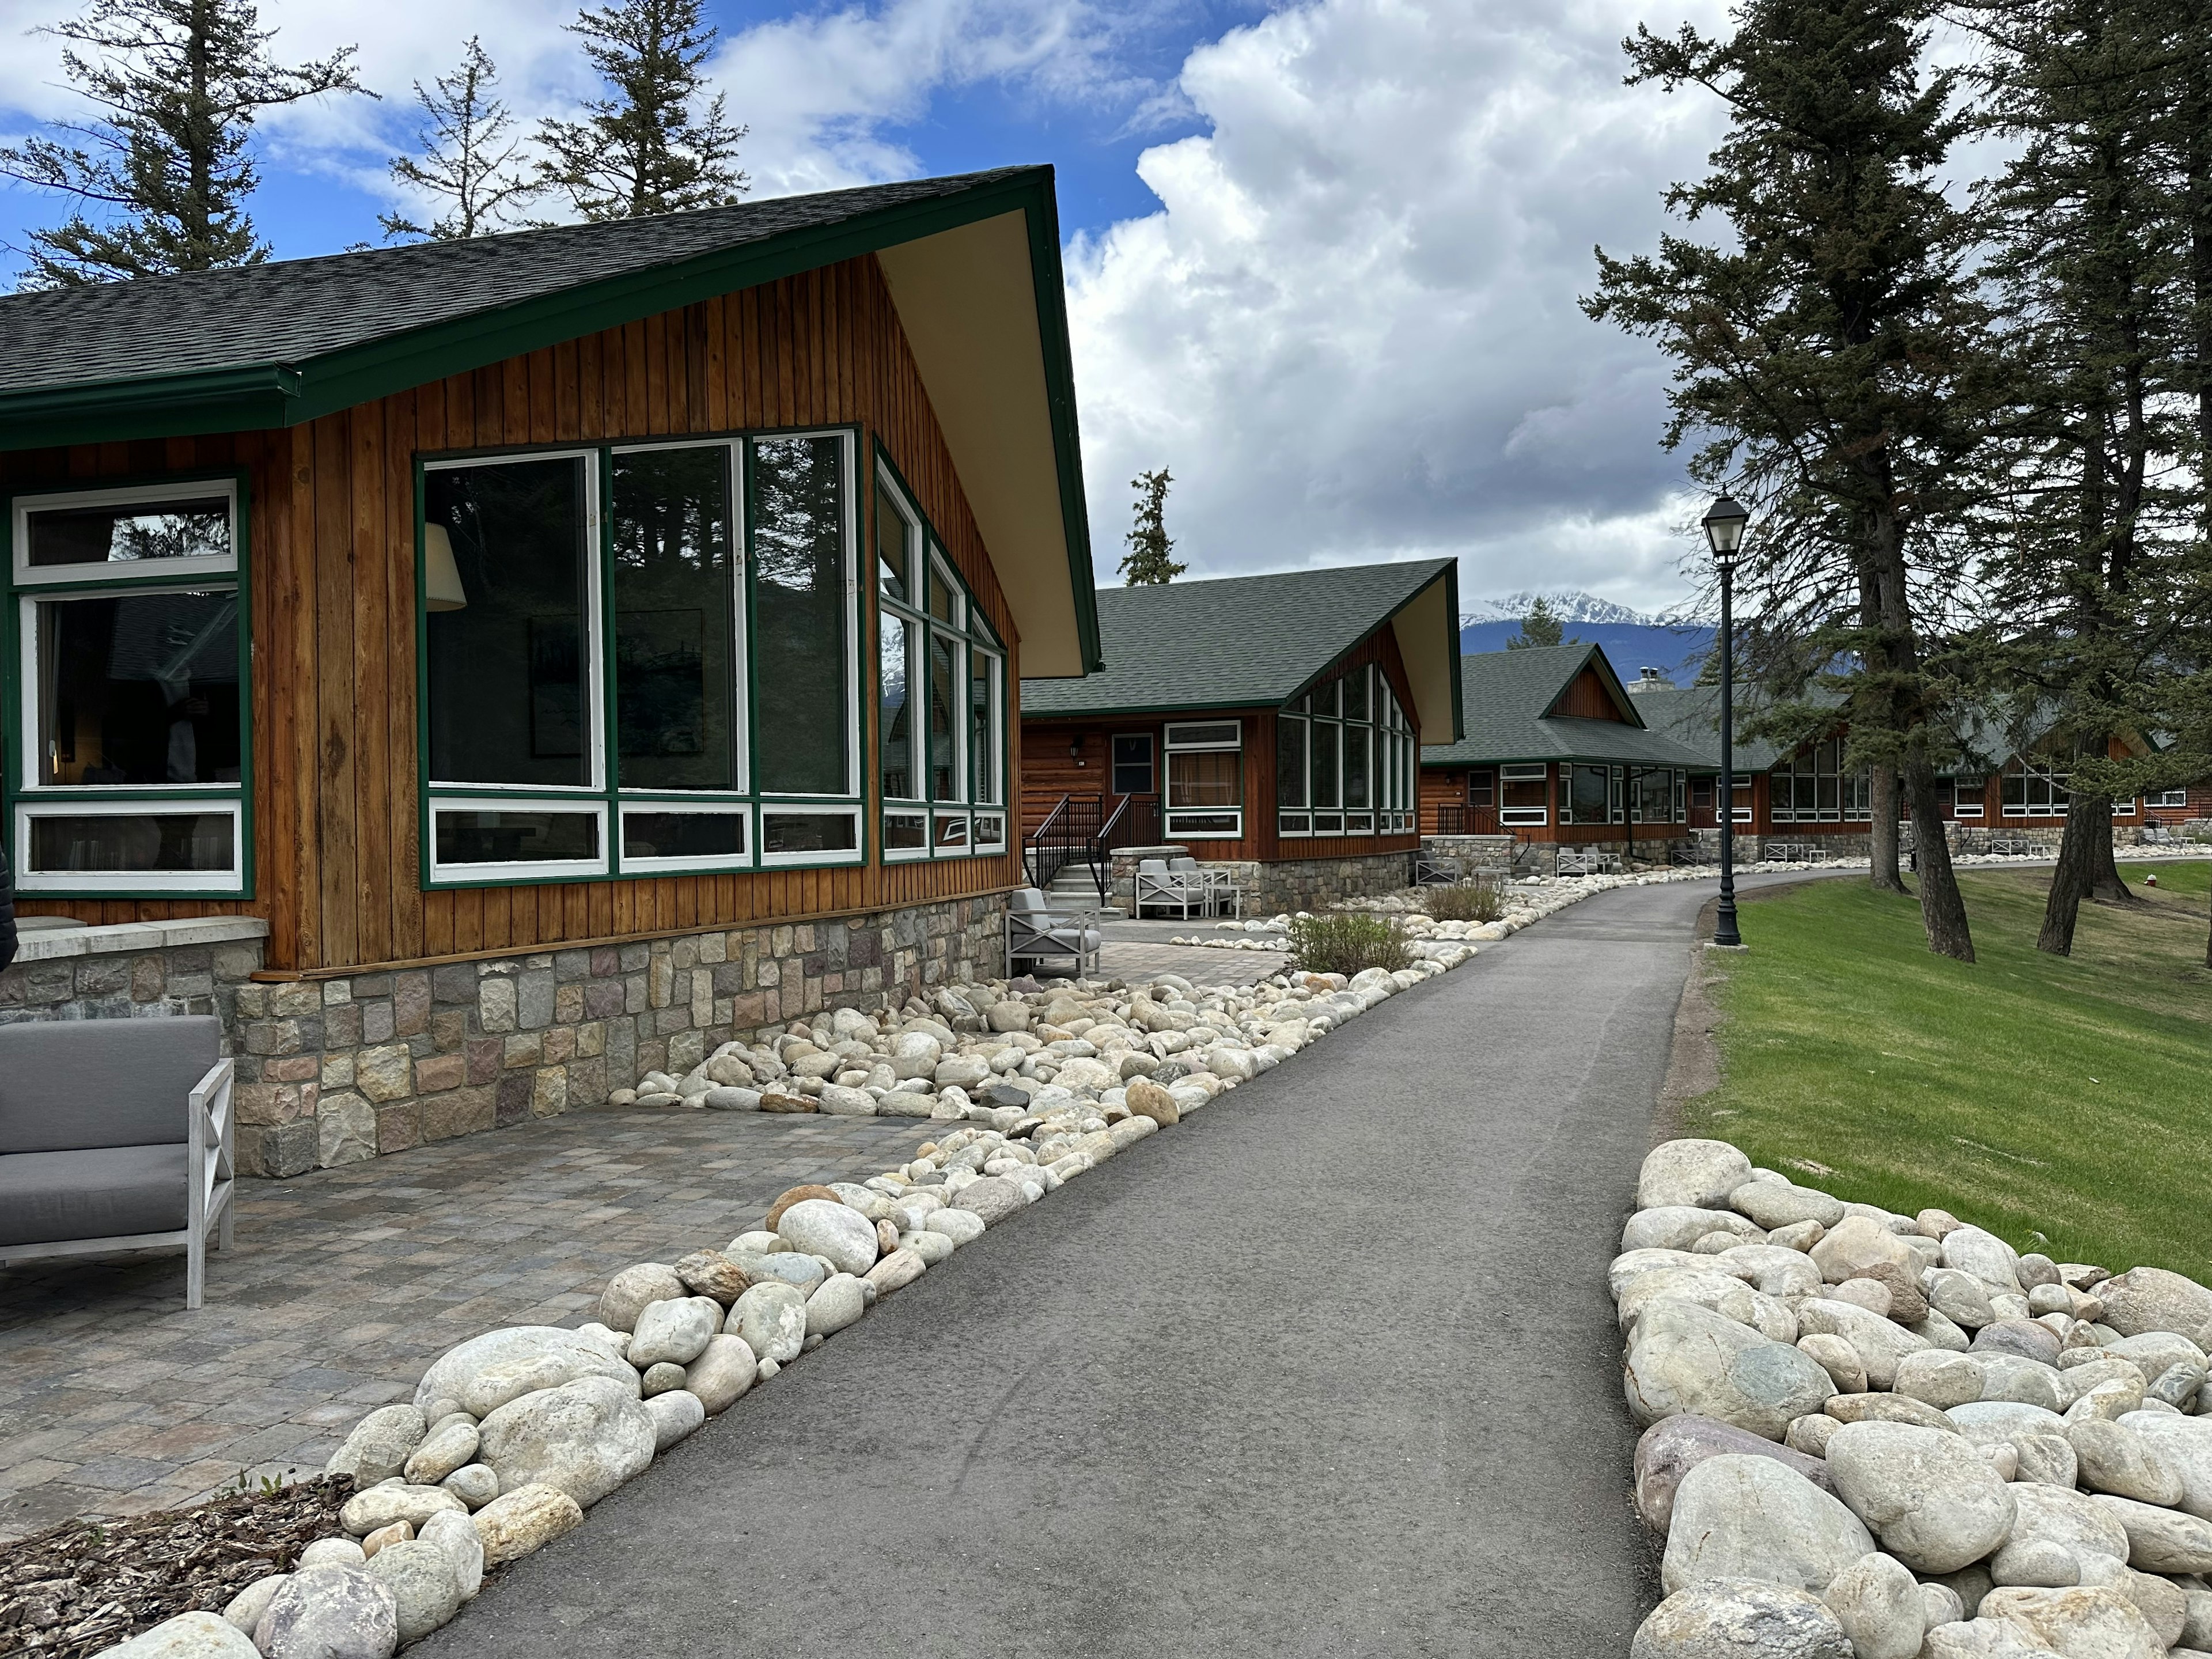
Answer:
1630, 767, 1681, 825
2001, 757, 2066, 818
875, 469, 1003, 860
1499, 763, 1548, 827
1770, 739, 1870, 823
420, 432, 862, 884
1165, 719, 1243, 839
1277, 662, 1416, 837
1560, 764, 1618, 825
9, 478, 249, 894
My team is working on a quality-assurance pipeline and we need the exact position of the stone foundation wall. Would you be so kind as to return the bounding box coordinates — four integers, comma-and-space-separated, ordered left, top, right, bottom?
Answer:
229, 895, 1005, 1179
1416, 834, 1520, 873
0, 918, 269, 1027
1199, 852, 1416, 914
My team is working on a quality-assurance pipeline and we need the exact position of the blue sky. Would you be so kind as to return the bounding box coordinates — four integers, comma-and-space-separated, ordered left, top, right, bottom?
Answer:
0, 0, 1738, 614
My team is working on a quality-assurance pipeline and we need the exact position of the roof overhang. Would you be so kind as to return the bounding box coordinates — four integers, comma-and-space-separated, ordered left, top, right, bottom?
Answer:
0, 169, 1101, 676
1388, 566, 1463, 745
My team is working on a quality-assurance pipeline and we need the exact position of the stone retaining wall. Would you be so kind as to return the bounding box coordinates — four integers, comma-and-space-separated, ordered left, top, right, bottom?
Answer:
1198, 851, 1416, 914
0, 918, 269, 1027
1418, 834, 1520, 872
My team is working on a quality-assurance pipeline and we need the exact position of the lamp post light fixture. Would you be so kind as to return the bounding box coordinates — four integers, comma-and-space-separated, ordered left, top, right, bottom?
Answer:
1702, 493, 1749, 949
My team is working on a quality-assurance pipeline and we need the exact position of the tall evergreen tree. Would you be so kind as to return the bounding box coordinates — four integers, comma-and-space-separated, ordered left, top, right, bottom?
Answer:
0, 0, 363, 287
1585, 0, 1988, 960
1971, 0, 2190, 956
536, 0, 747, 222
1505, 595, 1569, 649
381, 37, 536, 242
1119, 468, 1185, 585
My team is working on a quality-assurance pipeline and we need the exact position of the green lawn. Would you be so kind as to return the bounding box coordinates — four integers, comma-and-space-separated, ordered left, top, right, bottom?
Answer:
1685, 861, 2212, 1281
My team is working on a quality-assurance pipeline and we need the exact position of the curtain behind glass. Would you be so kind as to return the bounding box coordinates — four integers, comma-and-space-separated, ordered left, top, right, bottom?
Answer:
752, 437, 848, 794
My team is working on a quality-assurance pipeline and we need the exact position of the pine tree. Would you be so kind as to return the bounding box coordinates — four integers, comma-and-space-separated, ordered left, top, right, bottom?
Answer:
536, 0, 747, 222
1505, 596, 1567, 649
1119, 468, 1185, 585
1585, 0, 1988, 960
1971, 0, 2191, 956
381, 37, 536, 243
0, 0, 362, 287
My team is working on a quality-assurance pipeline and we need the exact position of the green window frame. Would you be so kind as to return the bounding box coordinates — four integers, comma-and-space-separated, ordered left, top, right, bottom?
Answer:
415, 427, 865, 889
873, 457, 1005, 862
5, 473, 254, 898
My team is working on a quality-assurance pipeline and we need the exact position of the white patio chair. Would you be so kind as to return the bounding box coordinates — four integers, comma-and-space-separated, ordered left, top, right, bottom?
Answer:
1134, 858, 1205, 920
1004, 887, 1104, 977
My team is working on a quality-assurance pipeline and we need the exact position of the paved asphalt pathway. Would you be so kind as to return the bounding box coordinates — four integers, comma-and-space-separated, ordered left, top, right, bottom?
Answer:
421, 874, 1789, 1659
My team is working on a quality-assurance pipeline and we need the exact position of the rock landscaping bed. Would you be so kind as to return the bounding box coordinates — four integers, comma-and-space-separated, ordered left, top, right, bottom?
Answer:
86, 957, 1473, 1657
0, 1480, 353, 1658
1623, 1135, 2212, 1657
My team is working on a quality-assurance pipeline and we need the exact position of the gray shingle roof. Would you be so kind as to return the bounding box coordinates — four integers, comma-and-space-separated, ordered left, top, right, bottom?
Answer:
1019, 560, 1456, 717
1420, 645, 1715, 769
0, 170, 1024, 393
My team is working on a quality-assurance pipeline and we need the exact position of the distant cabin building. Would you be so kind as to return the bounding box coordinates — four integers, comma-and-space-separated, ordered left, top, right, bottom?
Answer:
1416, 645, 1712, 871
0, 166, 1102, 1176
1017, 562, 1462, 912
1635, 685, 2212, 855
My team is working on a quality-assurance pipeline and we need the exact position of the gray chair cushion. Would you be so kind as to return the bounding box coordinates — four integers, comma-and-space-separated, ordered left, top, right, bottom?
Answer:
0, 1145, 189, 1245
0, 1016, 220, 1154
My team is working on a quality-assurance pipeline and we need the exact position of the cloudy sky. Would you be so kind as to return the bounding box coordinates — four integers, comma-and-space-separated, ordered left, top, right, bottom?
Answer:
0, 0, 1736, 613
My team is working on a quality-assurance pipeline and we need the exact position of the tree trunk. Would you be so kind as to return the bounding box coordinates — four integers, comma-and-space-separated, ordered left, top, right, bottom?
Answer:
1869, 768, 1905, 892
2038, 791, 2111, 955
1904, 757, 1975, 961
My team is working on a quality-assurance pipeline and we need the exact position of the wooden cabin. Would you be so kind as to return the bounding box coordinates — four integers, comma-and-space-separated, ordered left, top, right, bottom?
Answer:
1416, 645, 1713, 868
1017, 562, 1462, 912
0, 166, 1101, 1175
1634, 683, 2211, 851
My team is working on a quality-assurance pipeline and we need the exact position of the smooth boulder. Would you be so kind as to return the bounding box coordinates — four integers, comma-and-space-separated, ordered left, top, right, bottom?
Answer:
412, 1326, 637, 1419
475, 1374, 655, 1506
2089, 1494, 2212, 1573
1639, 1139, 1755, 1210
775, 1198, 880, 1275
252, 1566, 397, 1659
1824, 1420, 2017, 1573
2099, 1267, 2212, 1342
103, 1612, 262, 1657
364, 1539, 463, 1643
470, 1483, 582, 1568
1631, 1581, 1850, 1658
1624, 1298, 1836, 1441
1978, 1585, 2165, 1659
1661, 1453, 1876, 1596
1634, 1414, 1840, 1533
729, 1282, 808, 1363
596, 1262, 687, 1332
1822, 1551, 1926, 1659
324, 1405, 426, 1486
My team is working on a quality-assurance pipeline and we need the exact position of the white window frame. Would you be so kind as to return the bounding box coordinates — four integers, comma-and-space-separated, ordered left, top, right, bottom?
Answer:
1164, 718, 1244, 839
1730, 774, 1754, 824
12, 476, 241, 588
615, 801, 753, 876
10, 478, 250, 896
427, 798, 611, 884
2147, 787, 2189, 809
757, 802, 865, 868
1951, 775, 1986, 819
1499, 763, 1549, 827
972, 808, 1007, 855
15, 796, 248, 896
2001, 759, 2067, 818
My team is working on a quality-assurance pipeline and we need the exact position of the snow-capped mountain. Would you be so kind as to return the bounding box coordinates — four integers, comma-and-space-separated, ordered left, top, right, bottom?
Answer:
1461, 590, 1661, 627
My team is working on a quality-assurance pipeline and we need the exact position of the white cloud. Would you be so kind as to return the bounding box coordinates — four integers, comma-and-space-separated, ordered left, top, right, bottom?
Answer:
1066, 0, 1735, 612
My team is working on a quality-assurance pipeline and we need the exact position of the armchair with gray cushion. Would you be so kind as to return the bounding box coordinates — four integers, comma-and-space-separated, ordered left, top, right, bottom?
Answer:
1005, 887, 1104, 978
0, 1016, 236, 1309
1134, 858, 1205, 920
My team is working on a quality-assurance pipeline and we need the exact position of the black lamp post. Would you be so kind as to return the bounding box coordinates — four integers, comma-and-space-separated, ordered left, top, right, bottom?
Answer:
1703, 494, 1749, 948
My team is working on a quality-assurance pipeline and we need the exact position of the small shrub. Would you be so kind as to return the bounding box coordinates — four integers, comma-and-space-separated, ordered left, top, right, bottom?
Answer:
1423, 875, 1503, 923
1286, 912, 1411, 976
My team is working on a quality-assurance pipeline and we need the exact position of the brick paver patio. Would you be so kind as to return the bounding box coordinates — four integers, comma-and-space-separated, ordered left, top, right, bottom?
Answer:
0, 937, 1271, 1543
0, 1108, 935, 1541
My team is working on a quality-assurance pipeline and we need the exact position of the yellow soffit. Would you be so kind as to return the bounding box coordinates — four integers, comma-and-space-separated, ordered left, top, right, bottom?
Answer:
1391, 573, 1459, 746
876, 211, 1085, 679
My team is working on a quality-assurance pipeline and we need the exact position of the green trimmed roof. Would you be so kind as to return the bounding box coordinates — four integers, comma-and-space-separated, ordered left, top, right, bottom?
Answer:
1019, 559, 1461, 736
1634, 683, 1862, 772
0, 166, 1100, 674
1420, 645, 1714, 769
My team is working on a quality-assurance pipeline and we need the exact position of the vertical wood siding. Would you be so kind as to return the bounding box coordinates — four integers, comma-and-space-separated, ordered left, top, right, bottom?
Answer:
2, 256, 1025, 968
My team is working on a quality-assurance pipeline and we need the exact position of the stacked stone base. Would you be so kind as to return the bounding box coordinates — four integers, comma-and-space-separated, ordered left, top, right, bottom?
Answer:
224, 895, 1005, 1177
1417, 834, 1520, 873
1193, 852, 1415, 915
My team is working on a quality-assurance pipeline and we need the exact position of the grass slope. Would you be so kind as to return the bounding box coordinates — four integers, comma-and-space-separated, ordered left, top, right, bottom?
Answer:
1686, 862, 2212, 1281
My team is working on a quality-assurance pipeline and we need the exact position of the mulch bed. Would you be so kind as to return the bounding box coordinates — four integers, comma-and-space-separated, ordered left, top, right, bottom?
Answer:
0, 1477, 353, 1658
